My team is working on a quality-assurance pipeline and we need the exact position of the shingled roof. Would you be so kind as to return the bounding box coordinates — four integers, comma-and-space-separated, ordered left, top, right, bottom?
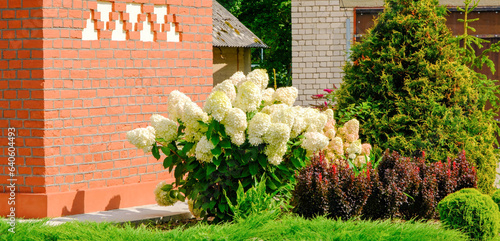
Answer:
213, 1, 268, 48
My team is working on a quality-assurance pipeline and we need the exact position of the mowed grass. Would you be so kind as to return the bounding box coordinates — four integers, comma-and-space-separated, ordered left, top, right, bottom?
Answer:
1, 213, 469, 241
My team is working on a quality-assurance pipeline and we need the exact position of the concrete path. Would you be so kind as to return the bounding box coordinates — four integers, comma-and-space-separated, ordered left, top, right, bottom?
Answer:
46, 201, 192, 226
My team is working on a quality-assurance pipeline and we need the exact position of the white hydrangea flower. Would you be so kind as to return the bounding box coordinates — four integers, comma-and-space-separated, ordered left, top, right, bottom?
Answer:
150, 114, 178, 143
329, 137, 344, 156
182, 101, 209, 127
272, 87, 298, 106
247, 112, 271, 146
301, 132, 329, 154
268, 155, 284, 166
229, 71, 246, 86
184, 125, 207, 142
361, 143, 372, 156
168, 90, 191, 121
127, 126, 156, 153
262, 88, 275, 106
261, 103, 288, 115
229, 132, 245, 146
195, 136, 214, 163
346, 139, 362, 158
213, 79, 237, 102
233, 81, 262, 113
270, 106, 295, 128
222, 108, 248, 146
304, 109, 328, 133
345, 133, 359, 143
246, 69, 269, 90
323, 109, 334, 122
204, 91, 232, 122
345, 119, 360, 135
264, 142, 287, 166
324, 129, 336, 140
324, 119, 336, 132
290, 116, 307, 138
263, 123, 291, 145
154, 181, 177, 206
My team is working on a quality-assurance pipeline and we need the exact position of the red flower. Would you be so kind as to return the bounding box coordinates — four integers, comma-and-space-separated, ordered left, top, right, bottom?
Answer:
312, 94, 324, 99
324, 88, 334, 93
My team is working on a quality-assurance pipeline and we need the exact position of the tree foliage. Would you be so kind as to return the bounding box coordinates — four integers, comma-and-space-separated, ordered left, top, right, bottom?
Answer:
334, 0, 499, 194
217, 0, 292, 87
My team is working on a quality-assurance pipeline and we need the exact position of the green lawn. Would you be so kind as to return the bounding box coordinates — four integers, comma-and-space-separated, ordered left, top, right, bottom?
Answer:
0, 213, 471, 241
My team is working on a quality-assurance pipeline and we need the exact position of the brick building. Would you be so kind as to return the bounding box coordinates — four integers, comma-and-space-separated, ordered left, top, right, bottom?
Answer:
292, 0, 500, 106
0, 0, 212, 218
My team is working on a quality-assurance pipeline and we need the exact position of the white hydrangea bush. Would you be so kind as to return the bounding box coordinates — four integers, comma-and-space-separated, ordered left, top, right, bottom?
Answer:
126, 69, 372, 219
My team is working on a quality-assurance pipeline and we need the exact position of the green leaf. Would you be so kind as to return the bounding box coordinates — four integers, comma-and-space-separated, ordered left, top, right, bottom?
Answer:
194, 168, 205, 179
211, 145, 222, 158
266, 178, 277, 190
218, 202, 226, 213
213, 156, 222, 166
209, 200, 217, 209
152, 144, 161, 160
197, 120, 209, 128
249, 162, 258, 176
163, 155, 174, 169
293, 148, 301, 157
186, 162, 198, 171
291, 157, 302, 169
277, 163, 288, 171
181, 142, 195, 155
207, 164, 217, 176
258, 155, 267, 168
161, 146, 171, 156
206, 124, 213, 140
241, 168, 251, 178
177, 192, 185, 202
220, 139, 231, 149
174, 164, 185, 180
211, 136, 220, 146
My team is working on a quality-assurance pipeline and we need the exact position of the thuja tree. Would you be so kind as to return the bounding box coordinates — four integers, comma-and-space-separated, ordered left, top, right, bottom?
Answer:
334, 0, 499, 193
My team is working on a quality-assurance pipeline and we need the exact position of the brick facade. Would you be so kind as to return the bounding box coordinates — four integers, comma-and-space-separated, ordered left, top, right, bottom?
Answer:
291, 0, 352, 106
0, 0, 213, 218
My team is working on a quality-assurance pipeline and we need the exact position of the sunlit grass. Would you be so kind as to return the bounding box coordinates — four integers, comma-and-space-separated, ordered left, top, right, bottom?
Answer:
1, 213, 471, 241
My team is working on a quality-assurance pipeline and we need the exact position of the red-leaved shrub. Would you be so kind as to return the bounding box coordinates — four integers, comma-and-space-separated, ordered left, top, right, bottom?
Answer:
294, 149, 477, 220
293, 153, 373, 220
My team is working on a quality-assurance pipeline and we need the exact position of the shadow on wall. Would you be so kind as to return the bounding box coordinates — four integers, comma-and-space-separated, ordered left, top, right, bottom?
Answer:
61, 191, 121, 216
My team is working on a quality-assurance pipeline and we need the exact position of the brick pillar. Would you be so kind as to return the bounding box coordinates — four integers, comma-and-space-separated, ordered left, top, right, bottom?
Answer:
291, 0, 353, 106
1, 0, 213, 218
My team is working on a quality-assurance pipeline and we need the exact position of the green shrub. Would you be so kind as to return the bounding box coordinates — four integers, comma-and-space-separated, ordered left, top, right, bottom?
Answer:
334, 0, 499, 194
491, 189, 500, 210
438, 188, 499, 240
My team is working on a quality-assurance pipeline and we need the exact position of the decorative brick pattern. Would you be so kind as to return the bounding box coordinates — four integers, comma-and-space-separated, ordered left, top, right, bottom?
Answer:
0, 0, 213, 217
81, 1, 182, 42
292, 0, 353, 106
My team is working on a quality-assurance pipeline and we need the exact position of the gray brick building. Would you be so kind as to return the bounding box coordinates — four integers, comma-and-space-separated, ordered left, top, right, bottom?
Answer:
292, 0, 500, 106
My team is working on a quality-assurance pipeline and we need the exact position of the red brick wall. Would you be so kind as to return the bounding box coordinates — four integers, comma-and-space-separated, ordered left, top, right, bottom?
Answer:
1, 0, 213, 217
0, 0, 45, 193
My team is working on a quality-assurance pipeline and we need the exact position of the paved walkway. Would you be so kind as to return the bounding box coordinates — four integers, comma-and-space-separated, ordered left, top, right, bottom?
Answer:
46, 201, 192, 226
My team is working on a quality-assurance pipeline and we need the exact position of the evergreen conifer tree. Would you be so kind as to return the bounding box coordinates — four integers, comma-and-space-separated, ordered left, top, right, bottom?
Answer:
335, 0, 499, 193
